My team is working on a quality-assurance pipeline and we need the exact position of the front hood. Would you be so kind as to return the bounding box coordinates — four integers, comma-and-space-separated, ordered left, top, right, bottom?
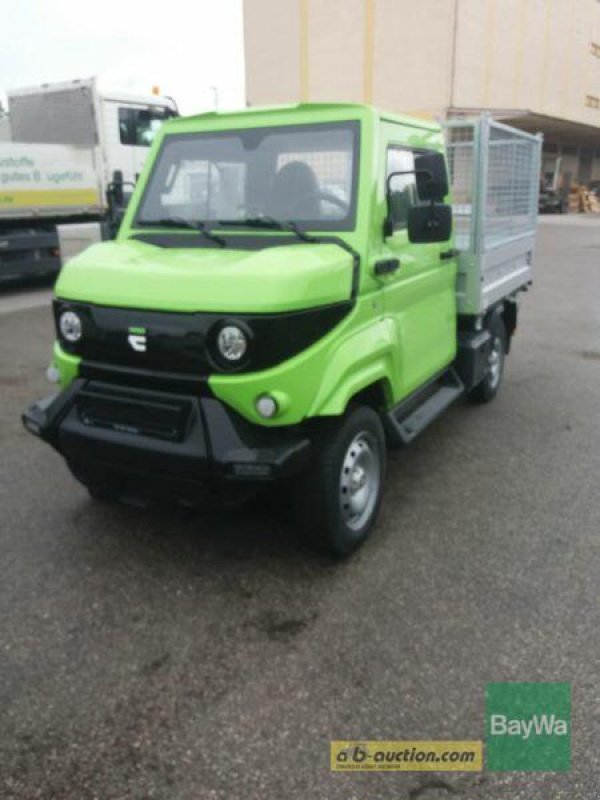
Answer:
55, 237, 354, 313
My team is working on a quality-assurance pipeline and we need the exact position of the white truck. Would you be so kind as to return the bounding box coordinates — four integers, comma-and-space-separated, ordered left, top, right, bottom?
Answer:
0, 78, 177, 282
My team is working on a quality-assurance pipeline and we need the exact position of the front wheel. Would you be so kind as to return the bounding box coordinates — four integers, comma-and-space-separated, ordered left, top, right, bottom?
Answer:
293, 406, 386, 557
468, 314, 506, 403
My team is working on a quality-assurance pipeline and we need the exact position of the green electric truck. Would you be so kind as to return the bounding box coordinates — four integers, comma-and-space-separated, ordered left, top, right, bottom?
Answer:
23, 104, 542, 556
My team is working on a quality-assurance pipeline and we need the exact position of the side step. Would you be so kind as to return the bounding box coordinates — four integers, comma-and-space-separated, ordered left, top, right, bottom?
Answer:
385, 368, 464, 446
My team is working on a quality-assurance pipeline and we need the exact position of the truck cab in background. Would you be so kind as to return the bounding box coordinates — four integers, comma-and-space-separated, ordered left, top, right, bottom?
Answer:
0, 77, 177, 282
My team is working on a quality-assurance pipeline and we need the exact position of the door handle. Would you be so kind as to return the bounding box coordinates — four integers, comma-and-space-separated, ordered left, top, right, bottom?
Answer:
374, 258, 400, 276
440, 249, 459, 261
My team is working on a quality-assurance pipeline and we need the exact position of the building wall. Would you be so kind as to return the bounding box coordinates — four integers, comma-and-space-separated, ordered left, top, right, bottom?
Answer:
371, 0, 455, 115
244, 0, 455, 115
244, 0, 600, 128
452, 0, 600, 128
306, 0, 366, 102
0, 115, 10, 142
243, 0, 302, 104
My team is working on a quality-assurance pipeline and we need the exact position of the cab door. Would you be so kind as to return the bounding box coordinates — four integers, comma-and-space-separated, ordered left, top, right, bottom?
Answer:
379, 142, 456, 400
102, 101, 171, 188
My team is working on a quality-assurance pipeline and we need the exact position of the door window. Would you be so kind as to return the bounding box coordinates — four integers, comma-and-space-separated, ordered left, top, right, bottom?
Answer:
119, 107, 173, 147
386, 147, 419, 231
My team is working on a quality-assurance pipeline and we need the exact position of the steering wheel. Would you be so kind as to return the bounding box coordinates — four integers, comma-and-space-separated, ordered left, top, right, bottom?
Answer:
282, 190, 349, 217
313, 189, 349, 212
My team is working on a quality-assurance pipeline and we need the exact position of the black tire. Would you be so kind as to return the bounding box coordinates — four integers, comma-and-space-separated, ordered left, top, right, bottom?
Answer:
293, 405, 386, 557
86, 483, 118, 504
80, 472, 121, 504
468, 313, 507, 403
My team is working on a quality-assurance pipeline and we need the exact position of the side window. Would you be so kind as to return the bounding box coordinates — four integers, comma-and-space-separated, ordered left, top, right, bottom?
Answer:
119, 107, 171, 147
386, 147, 419, 231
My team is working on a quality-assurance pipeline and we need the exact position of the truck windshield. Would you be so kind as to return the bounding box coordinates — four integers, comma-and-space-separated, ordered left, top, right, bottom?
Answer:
135, 121, 359, 231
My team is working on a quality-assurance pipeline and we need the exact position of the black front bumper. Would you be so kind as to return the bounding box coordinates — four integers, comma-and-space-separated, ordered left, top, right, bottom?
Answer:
23, 380, 310, 505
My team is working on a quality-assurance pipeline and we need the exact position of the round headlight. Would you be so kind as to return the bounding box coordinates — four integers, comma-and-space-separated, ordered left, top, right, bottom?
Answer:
59, 310, 82, 343
217, 324, 247, 362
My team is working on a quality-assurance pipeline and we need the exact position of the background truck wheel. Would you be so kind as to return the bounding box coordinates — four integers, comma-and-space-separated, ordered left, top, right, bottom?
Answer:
78, 472, 120, 504
468, 314, 506, 403
294, 405, 386, 557
86, 483, 118, 504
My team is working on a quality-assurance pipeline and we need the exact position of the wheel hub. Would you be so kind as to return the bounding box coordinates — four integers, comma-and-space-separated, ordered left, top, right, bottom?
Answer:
488, 335, 503, 388
349, 465, 367, 491
339, 432, 380, 531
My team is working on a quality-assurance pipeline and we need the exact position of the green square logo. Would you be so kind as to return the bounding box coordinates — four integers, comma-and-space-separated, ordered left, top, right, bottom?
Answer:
486, 682, 571, 772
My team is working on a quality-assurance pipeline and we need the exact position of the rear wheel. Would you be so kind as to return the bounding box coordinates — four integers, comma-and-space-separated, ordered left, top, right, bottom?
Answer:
73, 468, 121, 504
294, 406, 386, 557
86, 482, 119, 504
468, 314, 506, 403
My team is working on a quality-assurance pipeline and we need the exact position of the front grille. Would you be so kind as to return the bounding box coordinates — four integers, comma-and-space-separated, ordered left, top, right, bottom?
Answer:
68, 305, 211, 375
79, 360, 210, 396
55, 299, 352, 375
75, 382, 193, 442
1, 250, 29, 263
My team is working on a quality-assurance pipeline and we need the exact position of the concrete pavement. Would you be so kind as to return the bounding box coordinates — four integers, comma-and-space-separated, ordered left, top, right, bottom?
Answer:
1, 218, 599, 799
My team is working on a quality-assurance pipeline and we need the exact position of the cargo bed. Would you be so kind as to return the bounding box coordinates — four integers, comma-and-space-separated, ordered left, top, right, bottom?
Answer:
444, 115, 542, 315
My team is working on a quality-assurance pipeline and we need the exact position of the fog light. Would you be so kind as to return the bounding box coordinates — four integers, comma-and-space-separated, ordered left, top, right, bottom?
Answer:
256, 394, 278, 418
46, 364, 60, 383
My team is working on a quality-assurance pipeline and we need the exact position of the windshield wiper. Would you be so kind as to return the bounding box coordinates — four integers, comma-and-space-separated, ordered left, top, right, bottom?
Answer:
217, 216, 317, 244
137, 217, 226, 247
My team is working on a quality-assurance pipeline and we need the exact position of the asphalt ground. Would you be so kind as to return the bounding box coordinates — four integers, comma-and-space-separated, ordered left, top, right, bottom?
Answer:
0, 215, 599, 799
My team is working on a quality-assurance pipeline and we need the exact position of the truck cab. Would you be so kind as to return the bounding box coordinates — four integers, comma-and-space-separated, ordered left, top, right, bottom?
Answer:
7, 78, 177, 196
23, 104, 541, 556
0, 78, 177, 282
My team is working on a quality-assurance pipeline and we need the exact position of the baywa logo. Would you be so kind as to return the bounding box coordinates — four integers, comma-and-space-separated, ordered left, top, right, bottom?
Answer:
486, 682, 571, 772
128, 326, 147, 352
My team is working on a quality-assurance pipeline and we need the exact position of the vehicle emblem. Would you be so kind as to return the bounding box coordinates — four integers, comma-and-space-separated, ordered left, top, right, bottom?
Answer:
127, 326, 147, 352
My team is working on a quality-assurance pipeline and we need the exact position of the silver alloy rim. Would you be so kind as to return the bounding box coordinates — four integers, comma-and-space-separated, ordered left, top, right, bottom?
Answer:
339, 432, 380, 531
488, 335, 503, 389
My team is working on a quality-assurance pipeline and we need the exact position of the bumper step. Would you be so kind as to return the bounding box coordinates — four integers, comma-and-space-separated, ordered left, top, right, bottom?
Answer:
385, 368, 464, 446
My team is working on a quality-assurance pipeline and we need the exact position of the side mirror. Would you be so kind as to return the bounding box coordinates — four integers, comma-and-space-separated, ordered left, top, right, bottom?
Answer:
407, 203, 452, 243
109, 169, 124, 207
106, 170, 135, 236
414, 152, 449, 202
383, 150, 450, 237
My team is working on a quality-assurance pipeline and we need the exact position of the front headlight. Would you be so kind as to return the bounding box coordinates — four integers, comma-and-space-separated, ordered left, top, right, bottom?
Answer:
59, 310, 82, 343
217, 324, 248, 363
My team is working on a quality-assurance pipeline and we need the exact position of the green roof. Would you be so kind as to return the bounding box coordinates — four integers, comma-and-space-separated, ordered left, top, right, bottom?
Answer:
166, 102, 440, 132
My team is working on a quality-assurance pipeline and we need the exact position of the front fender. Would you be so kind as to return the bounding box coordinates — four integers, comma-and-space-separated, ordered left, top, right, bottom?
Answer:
53, 342, 81, 389
308, 318, 395, 416
209, 305, 398, 426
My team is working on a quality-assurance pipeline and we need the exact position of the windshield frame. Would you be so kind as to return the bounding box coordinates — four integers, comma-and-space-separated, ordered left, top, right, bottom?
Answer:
132, 120, 361, 234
